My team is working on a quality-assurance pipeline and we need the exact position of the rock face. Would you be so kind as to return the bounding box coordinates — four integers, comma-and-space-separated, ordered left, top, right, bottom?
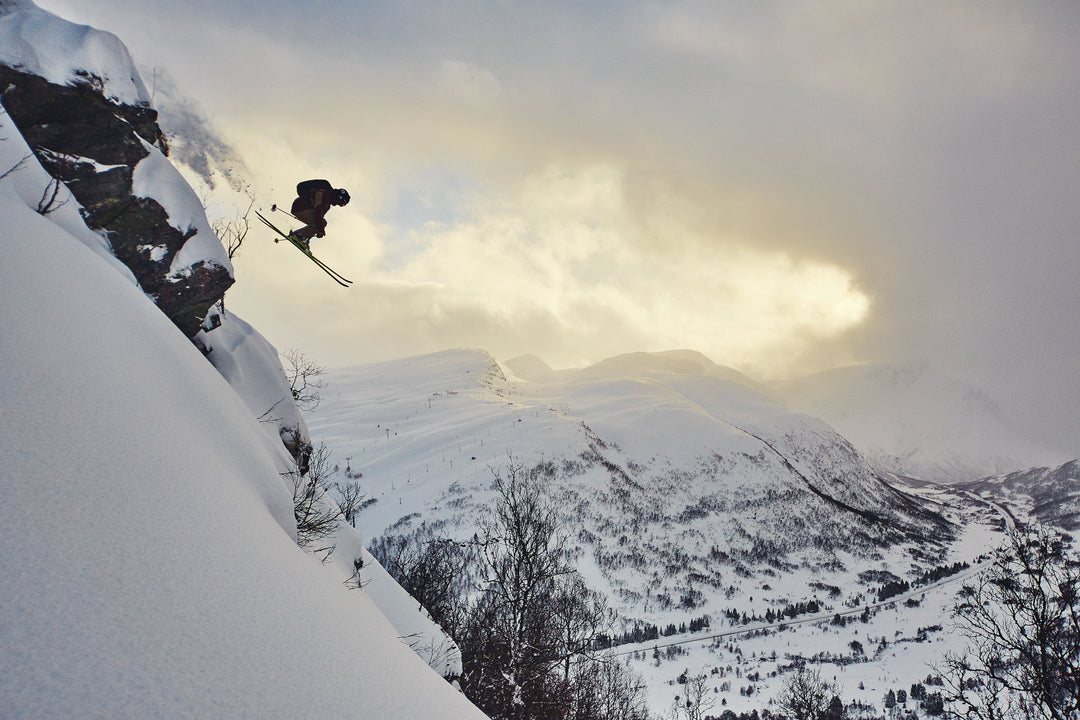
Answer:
0, 64, 233, 337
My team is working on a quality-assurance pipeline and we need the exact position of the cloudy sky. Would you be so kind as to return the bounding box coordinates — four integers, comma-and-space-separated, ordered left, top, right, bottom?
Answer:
37, 0, 1080, 454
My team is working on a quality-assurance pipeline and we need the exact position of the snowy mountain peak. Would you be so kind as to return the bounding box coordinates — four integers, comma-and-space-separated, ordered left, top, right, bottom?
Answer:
504, 352, 556, 381
310, 348, 955, 631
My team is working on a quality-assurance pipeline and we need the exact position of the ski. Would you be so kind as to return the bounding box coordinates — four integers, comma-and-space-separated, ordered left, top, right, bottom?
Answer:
255, 211, 353, 287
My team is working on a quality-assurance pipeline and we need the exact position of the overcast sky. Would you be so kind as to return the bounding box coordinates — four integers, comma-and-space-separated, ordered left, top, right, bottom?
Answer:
37, 0, 1080, 454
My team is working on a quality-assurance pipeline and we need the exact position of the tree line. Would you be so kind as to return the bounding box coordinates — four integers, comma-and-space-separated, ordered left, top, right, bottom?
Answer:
372, 460, 651, 720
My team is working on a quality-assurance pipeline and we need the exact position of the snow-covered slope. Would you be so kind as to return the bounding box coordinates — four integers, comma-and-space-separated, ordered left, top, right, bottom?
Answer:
779, 363, 1066, 484
310, 349, 953, 626
0, 4, 484, 714
0, 125, 484, 720
958, 459, 1080, 531
306, 350, 1020, 716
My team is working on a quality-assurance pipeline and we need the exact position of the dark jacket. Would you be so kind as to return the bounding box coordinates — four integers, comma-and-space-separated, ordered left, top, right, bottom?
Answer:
291, 179, 336, 231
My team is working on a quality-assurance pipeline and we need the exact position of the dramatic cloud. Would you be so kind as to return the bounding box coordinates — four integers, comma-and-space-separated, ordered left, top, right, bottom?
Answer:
36, 0, 1080, 454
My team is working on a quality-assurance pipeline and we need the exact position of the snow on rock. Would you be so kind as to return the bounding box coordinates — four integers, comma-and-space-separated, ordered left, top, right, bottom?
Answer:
0, 104, 131, 273
197, 311, 309, 451
1, 0, 233, 337
0, 0, 150, 106
0, 141, 485, 720
130, 138, 232, 278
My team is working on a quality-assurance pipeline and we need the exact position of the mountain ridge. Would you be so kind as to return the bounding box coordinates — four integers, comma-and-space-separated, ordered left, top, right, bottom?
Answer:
309, 348, 958, 625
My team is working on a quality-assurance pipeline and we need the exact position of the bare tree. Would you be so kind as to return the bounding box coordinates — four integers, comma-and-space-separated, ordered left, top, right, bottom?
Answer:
776, 666, 840, 720
371, 458, 651, 719
281, 348, 326, 412
333, 480, 366, 528
463, 460, 572, 718
669, 673, 717, 720
941, 525, 1080, 720
569, 652, 652, 720
36, 175, 68, 215
0, 153, 32, 182
286, 442, 342, 554
211, 191, 255, 260
380, 534, 474, 638
553, 574, 608, 684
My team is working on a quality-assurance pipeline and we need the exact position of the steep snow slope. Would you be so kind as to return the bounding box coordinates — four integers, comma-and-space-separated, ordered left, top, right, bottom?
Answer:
0, 55, 483, 720
780, 363, 1065, 483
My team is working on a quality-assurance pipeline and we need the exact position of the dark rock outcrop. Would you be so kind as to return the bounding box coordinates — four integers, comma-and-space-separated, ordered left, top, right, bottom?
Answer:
0, 65, 233, 336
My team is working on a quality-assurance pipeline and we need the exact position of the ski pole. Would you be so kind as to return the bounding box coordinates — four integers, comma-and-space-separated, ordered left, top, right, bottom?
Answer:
270, 203, 301, 222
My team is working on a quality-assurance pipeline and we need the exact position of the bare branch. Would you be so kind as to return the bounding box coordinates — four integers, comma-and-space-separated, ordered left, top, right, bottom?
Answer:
280, 348, 326, 412
0, 153, 32, 182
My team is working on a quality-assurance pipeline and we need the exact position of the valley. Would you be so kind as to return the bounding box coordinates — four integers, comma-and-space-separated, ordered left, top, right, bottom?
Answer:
306, 348, 1043, 717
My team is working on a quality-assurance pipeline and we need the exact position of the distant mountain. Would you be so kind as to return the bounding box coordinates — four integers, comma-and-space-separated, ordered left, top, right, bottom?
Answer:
959, 459, 1080, 531
779, 363, 1066, 484
310, 349, 954, 628
504, 352, 556, 381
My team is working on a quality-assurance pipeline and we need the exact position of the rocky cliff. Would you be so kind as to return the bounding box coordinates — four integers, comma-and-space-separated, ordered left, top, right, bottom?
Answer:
0, 0, 233, 337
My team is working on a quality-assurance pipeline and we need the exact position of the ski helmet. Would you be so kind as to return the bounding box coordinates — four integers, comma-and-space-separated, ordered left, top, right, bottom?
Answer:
334, 188, 351, 206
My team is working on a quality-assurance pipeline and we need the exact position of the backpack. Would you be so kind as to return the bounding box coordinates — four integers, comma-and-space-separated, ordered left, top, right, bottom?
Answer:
296, 179, 333, 199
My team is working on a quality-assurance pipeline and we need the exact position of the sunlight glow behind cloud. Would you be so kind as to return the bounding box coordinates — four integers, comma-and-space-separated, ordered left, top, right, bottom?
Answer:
226, 160, 871, 376
42, 0, 1078, 451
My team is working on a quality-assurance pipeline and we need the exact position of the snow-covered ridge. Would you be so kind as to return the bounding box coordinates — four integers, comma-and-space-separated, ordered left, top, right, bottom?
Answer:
0, 0, 149, 105
309, 348, 954, 629
959, 459, 1080, 531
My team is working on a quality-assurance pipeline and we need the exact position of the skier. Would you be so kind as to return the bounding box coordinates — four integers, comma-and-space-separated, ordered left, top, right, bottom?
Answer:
289, 179, 350, 248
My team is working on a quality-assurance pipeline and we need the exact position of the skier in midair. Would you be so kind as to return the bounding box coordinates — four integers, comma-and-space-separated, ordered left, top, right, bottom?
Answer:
289, 179, 350, 248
